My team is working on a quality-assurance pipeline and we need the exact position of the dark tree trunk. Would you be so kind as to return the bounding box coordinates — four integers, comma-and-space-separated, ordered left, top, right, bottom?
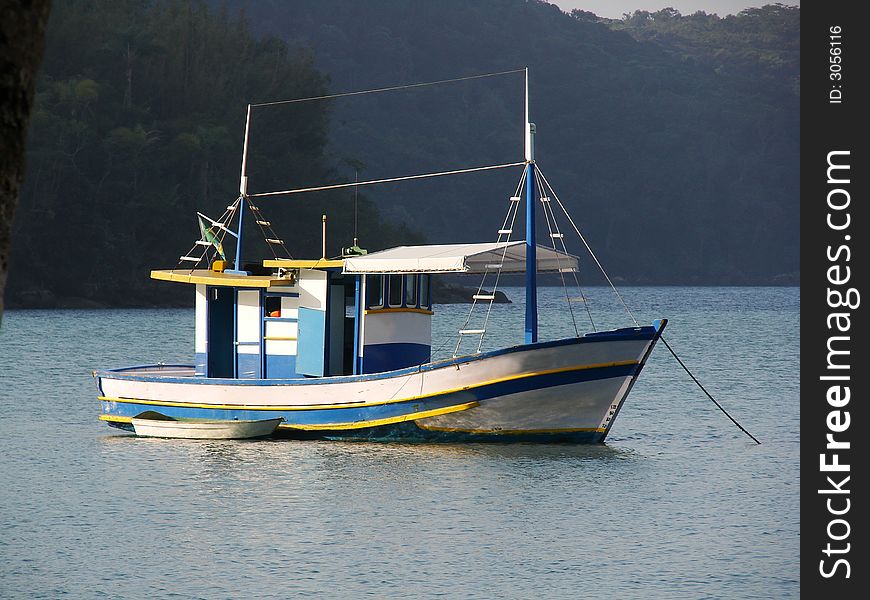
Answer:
0, 0, 52, 320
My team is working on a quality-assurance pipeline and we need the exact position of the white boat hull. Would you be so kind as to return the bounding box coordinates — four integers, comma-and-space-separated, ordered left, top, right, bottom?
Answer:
96, 321, 666, 443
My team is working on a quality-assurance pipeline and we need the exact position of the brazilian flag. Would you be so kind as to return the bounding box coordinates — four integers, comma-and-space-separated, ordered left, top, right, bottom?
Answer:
198, 215, 226, 260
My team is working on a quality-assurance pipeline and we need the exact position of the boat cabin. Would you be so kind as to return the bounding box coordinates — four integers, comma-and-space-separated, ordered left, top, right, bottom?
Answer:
150, 241, 578, 379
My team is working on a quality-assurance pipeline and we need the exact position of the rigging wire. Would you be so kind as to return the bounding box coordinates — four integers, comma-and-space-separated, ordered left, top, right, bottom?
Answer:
174, 194, 295, 273
536, 168, 640, 326
475, 173, 525, 353
174, 200, 239, 272
211, 198, 241, 267
533, 169, 595, 332
246, 200, 293, 259
249, 161, 526, 198
534, 168, 579, 337
660, 336, 762, 445
250, 68, 526, 107
459, 167, 525, 324
454, 167, 526, 357
533, 165, 757, 443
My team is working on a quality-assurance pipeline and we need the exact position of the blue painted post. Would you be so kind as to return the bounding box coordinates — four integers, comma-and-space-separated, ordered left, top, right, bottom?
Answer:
525, 161, 538, 344
353, 276, 362, 374
233, 197, 245, 272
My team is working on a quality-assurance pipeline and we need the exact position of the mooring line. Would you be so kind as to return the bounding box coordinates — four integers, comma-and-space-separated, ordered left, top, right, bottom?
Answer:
660, 336, 761, 445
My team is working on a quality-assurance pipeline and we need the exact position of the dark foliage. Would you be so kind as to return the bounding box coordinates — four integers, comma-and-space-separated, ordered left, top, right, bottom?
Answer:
222, 0, 799, 285
8, 0, 418, 307
10, 0, 800, 308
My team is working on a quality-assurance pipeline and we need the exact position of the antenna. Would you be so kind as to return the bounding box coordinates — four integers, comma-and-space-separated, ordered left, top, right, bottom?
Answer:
239, 104, 252, 195
229, 104, 252, 274
353, 168, 359, 246
321, 214, 328, 260
524, 67, 532, 162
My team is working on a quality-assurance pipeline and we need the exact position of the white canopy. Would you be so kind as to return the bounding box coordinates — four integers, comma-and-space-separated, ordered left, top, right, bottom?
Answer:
342, 241, 579, 274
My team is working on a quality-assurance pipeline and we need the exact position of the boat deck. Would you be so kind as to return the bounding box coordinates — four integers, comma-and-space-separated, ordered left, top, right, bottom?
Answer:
105, 364, 196, 377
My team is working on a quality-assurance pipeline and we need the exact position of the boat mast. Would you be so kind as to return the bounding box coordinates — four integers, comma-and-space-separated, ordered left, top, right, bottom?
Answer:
524, 67, 538, 344
232, 103, 252, 273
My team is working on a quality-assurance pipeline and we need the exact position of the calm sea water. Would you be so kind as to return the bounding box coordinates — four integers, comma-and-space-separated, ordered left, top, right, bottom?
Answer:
0, 287, 799, 599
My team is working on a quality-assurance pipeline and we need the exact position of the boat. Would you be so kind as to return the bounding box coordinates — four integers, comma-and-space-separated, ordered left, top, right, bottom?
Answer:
130, 411, 283, 439
94, 69, 666, 443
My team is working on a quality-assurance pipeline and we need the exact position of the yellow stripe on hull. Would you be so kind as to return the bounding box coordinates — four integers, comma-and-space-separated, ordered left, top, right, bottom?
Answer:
97, 360, 638, 411
99, 414, 132, 424
98, 402, 479, 431
276, 401, 479, 431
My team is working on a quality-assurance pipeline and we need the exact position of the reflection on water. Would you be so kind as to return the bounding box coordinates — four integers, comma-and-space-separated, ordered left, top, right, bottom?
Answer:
0, 287, 799, 599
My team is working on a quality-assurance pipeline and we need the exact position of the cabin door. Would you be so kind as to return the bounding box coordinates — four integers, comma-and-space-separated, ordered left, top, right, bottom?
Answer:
206, 286, 234, 378
236, 289, 262, 378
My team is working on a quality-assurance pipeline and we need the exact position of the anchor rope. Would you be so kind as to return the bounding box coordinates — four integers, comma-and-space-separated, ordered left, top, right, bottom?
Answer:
660, 335, 761, 445
535, 165, 755, 444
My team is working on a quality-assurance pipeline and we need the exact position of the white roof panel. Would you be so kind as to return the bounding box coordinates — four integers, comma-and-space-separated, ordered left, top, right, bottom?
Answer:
342, 241, 579, 274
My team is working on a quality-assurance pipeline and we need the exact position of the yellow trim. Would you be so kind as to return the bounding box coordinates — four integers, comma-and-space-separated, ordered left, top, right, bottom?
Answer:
364, 307, 434, 316
99, 414, 132, 424
262, 259, 344, 269
151, 269, 293, 288
96, 359, 637, 412
99, 402, 478, 431
263, 336, 297, 341
276, 401, 479, 431
415, 423, 606, 434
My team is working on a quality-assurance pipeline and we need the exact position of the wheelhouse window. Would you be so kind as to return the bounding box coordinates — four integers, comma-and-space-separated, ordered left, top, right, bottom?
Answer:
420, 275, 430, 308
366, 275, 384, 308
264, 295, 281, 317
388, 275, 403, 307
405, 275, 418, 307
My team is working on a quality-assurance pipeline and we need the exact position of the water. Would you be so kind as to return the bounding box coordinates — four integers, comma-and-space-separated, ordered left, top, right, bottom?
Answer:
0, 287, 799, 598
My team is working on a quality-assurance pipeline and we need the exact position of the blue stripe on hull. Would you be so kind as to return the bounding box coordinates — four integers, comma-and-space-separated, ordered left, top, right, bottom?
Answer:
101, 362, 638, 427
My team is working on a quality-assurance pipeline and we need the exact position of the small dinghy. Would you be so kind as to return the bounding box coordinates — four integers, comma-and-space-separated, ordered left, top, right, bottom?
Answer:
131, 411, 283, 440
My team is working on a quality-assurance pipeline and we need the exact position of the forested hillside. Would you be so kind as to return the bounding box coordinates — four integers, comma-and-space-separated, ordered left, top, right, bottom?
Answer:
9, 1, 799, 307
226, 0, 799, 285
8, 0, 418, 307
606, 5, 799, 97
